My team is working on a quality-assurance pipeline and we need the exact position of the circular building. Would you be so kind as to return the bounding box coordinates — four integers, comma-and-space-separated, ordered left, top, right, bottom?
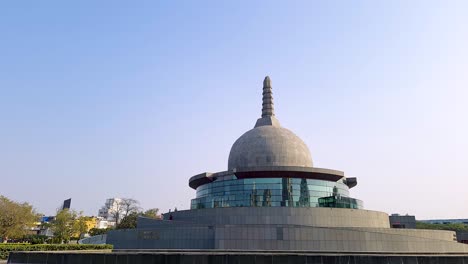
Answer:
107, 77, 468, 253
189, 76, 362, 210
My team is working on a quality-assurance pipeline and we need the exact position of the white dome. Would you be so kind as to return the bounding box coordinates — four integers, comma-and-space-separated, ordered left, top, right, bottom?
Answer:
228, 125, 313, 170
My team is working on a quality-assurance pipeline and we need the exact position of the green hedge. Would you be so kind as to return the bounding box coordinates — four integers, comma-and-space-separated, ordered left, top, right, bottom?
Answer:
0, 244, 113, 260
416, 221, 468, 232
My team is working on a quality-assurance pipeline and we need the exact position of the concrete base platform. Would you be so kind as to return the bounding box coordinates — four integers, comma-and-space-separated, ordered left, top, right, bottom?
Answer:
8, 250, 468, 264
106, 208, 468, 253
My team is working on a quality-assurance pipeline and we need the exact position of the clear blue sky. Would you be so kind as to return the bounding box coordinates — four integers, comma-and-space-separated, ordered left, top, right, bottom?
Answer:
1, 1, 467, 219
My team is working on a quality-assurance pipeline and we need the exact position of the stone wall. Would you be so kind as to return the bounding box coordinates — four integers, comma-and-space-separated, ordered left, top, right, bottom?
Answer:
108, 224, 214, 249
162, 207, 391, 228
106, 208, 468, 253
108, 223, 468, 253
215, 225, 466, 252
8, 251, 468, 264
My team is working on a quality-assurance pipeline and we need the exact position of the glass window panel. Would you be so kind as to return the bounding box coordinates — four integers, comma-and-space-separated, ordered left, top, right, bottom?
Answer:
191, 177, 361, 209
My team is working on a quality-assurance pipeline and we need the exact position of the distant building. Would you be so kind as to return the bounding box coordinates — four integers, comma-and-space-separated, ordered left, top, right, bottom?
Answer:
457, 232, 468, 244
62, 198, 72, 210
27, 221, 42, 236
38, 216, 55, 237
389, 214, 416, 228
95, 217, 111, 229
72, 216, 98, 238
84, 217, 98, 231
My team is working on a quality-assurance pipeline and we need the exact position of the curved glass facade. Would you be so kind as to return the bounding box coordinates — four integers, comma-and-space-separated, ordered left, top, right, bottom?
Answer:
191, 177, 363, 209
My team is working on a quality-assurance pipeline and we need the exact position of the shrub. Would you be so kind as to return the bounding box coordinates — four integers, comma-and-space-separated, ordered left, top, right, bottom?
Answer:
0, 243, 113, 260
21, 235, 48, 244
89, 227, 113, 236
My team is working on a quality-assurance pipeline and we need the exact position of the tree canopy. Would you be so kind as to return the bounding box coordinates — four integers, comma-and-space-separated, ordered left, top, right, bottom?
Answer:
88, 227, 113, 236
50, 209, 76, 243
116, 208, 161, 230
0, 195, 39, 242
108, 198, 141, 224
116, 212, 139, 229
50, 210, 93, 243
416, 221, 468, 232
142, 208, 160, 219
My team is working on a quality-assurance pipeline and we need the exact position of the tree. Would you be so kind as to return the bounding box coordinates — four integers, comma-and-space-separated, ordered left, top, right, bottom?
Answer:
116, 208, 161, 230
142, 208, 161, 219
108, 200, 123, 225
116, 212, 139, 229
416, 221, 468, 232
89, 227, 113, 236
120, 198, 141, 220
0, 195, 39, 242
50, 209, 85, 243
108, 198, 141, 225
73, 215, 90, 239
51, 209, 74, 243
